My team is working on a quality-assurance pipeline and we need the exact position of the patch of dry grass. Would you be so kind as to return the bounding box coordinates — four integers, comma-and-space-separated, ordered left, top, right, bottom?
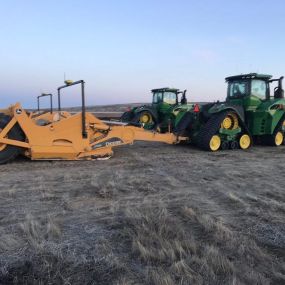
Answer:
110, 204, 284, 285
0, 144, 285, 284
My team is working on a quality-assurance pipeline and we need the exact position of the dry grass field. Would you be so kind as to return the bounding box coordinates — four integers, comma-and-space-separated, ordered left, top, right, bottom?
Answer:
0, 113, 285, 284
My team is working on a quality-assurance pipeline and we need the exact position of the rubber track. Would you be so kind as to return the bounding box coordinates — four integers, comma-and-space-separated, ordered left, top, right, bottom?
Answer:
197, 111, 229, 151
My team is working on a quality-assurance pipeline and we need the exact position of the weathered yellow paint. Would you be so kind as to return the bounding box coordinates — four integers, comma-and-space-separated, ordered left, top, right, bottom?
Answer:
0, 103, 188, 161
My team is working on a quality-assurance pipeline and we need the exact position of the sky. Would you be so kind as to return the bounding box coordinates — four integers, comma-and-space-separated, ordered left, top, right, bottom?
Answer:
0, 0, 284, 108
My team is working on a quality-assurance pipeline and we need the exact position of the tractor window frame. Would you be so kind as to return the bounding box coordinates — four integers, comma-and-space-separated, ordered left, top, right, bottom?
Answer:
152, 92, 163, 104
227, 80, 250, 99
163, 91, 178, 105
250, 79, 268, 100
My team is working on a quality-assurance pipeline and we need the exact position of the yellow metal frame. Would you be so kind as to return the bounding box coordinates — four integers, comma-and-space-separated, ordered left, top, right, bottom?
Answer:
0, 103, 188, 161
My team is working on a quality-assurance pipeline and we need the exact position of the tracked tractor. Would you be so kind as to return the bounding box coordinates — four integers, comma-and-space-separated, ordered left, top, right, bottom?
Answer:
186, 73, 285, 151
0, 80, 188, 164
121, 88, 193, 132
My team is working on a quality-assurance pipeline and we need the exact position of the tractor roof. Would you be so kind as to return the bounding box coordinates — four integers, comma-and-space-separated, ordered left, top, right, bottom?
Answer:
225, 73, 272, 81
151, 87, 180, 93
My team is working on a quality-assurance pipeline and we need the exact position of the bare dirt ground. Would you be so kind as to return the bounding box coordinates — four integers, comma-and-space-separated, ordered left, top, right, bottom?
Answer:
0, 142, 284, 284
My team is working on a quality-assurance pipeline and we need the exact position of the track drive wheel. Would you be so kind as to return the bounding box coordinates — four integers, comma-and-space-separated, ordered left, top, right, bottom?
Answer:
0, 115, 24, 164
220, 112, 239, 130
239, 134, 251, 150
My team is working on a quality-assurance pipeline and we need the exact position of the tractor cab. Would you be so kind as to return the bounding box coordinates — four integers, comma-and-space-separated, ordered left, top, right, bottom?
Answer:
152, 88, 187, 113
223, 73, 285, 139
152, 88, 179, 105
226, 73, 284, 107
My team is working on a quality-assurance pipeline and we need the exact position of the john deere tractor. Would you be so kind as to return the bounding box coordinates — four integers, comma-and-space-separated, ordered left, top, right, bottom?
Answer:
121, 87, 192, 132
186, 73, 285, 151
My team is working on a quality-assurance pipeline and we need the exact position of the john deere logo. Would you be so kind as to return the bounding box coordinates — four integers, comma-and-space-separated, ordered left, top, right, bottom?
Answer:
92, 138, 123, 149
106, 140, 122, 147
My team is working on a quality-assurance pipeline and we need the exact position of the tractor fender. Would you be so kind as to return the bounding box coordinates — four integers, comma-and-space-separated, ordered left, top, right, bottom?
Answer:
173, 111, 194, 135
134, 106, 158, 122
208, 103, 245, 122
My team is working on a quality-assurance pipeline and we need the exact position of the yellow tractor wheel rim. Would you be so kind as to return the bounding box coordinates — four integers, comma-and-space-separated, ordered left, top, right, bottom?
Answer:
275, 131, 283, 146
221, 113, 239, 130
230, 113, 239, 129
209, 135, 221, 151
239, 134, 251, 150
139, 114, 152, 124
221, 117, 232, 129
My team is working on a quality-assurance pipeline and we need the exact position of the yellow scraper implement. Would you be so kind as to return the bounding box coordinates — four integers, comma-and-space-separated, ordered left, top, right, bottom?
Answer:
0, 80, 188, 164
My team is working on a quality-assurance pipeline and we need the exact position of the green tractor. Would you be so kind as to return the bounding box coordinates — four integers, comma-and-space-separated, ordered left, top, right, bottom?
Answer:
186, 73, 285, 151
121, 87, 193, 132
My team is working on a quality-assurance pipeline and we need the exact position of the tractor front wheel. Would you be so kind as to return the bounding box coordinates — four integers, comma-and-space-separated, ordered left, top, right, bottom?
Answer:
272, 131, 284, 146
265, 130, 284, 146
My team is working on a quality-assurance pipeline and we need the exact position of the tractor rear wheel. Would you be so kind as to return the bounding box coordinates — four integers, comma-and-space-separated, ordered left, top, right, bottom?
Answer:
0, 115, 24, 164
133, 111, 155, 129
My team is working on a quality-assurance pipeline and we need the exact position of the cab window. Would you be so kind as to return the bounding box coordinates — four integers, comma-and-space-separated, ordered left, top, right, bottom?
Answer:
153, 92, 163, 103
228, 81, 248, 98
251, 79, 266, 99
163, 92, 177, 104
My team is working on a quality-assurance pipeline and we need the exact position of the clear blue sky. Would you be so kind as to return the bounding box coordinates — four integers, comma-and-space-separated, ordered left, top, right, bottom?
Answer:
0, 0, 284, 108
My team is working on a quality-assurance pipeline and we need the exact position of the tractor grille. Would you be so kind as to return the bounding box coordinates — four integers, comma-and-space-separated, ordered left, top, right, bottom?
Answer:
260, 119, 266, 133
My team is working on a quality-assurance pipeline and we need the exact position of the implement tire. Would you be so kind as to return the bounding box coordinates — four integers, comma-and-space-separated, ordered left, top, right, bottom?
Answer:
0, 115, 24, 164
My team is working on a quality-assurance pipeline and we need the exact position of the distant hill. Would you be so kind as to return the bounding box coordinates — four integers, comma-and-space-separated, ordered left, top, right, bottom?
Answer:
67, 103, 146, 112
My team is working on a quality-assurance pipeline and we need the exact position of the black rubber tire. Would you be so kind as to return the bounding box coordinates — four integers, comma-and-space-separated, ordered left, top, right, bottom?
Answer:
132, 111, 156, 129
0, 115, 24, 164
197, 111, 228, 151
266, 129, 284, 146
